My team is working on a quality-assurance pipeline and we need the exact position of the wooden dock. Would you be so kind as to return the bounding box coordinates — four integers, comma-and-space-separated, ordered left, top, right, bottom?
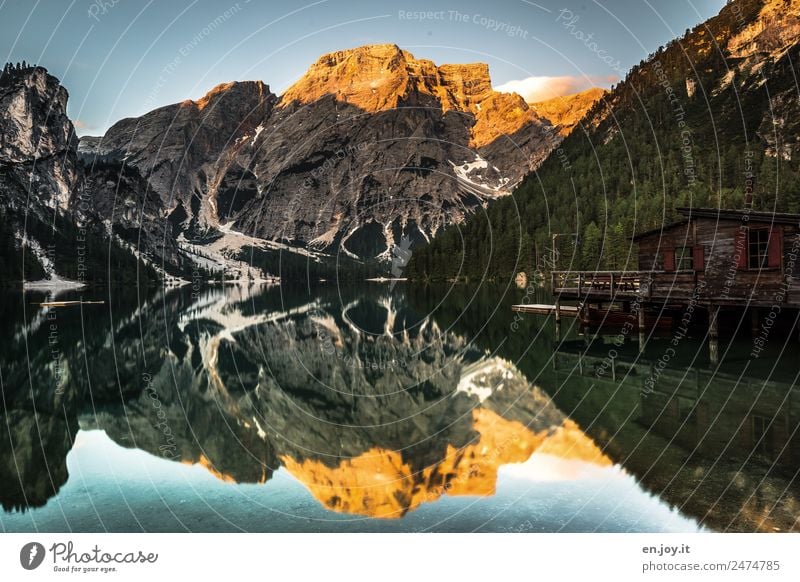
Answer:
35, 300, 105, 308
511, 304, 579, 316
514, 207, 800, 363
512, 303, 673, 332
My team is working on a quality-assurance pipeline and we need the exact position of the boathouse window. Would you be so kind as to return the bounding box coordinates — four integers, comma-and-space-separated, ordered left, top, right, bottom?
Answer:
737, 226, 782, 270
748, 228, 769, 269
676, 247, 693, 271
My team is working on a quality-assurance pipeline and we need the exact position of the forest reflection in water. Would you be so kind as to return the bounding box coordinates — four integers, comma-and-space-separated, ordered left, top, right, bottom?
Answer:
0, 282, 797, 532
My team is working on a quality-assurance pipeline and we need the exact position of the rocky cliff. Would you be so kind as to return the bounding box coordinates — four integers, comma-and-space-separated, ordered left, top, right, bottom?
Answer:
78, 44, 594, 267
79, 80, 276, 233
1, 45, 602, 281
234, 46, 552, 258
530, 87, 608, 136
0, 66, 78, 214
0, 64, 174, 283
409, 0, 800, 280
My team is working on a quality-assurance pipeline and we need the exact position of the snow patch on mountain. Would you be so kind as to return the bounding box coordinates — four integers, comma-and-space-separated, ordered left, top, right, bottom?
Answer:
450, 155, 512, 198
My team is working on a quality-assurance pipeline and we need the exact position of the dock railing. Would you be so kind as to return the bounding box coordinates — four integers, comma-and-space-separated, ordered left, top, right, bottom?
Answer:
551, 270, 657, 298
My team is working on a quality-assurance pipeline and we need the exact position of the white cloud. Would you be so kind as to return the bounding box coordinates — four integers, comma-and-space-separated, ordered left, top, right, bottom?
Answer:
495, 75, 617, 103
72, 119, 103, 137
72, 119, 95, 134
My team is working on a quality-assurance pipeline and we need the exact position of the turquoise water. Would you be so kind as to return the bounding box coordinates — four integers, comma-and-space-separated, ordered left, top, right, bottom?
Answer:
2, 430, 700, 533
1, 283, 796, 532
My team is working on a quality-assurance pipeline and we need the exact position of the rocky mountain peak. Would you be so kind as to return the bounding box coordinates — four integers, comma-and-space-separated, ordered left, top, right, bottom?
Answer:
0, 64, 78, 218
79, 79, 276, 216
469, 91, 540, 148
727, 0, 800, 58
81, 79, 274, 158
280, 44, 497, 115
278, 43, 545, 151
280, 43, 415, 111
186, 79, 272, 111
0, 65, 75, 164
61, 45, 588, 274
530, 87, 608, 136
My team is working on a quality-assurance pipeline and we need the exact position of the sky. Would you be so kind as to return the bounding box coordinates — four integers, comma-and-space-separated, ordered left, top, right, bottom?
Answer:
0, 0, 727, 136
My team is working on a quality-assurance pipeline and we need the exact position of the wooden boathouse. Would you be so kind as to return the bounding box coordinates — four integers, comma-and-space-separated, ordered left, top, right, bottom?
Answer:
515, 207, 800, 360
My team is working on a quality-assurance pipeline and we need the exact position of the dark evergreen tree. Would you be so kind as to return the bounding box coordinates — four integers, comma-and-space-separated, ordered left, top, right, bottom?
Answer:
407, 0, 798, 282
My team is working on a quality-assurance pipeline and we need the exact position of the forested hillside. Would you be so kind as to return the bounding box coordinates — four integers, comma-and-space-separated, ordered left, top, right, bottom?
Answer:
407, 0, 800, 281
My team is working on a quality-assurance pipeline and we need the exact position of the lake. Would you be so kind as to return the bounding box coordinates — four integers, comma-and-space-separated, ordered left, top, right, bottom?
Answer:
1, 282, 797, 532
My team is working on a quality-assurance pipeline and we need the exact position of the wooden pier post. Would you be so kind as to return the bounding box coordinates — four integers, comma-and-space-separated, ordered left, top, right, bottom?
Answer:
553, 298, 562, 342
750, 308, 760, 337
638, 306, 646, 353
709, 304, 720, 365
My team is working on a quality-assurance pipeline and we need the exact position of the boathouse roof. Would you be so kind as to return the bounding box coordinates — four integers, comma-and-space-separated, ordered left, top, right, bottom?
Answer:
676, 207, 800, 224
631, 207, 800, 241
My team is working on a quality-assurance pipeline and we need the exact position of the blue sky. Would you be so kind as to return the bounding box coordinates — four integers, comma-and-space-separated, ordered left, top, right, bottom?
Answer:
0, 0, 726, 135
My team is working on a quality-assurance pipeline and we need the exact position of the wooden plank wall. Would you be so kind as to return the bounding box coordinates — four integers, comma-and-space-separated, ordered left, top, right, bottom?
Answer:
637, 217, 800, 303
636, 223, 693, 271
699, 218, 785, 301
784, 224, 800, 304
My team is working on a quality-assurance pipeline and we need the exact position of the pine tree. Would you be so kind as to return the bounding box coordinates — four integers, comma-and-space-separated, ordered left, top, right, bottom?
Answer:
604, 222, 626, 270
581, 222, 601, 270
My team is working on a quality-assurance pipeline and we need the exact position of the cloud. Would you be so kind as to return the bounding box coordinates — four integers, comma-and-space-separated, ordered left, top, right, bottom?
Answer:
495, 75, 618, 103
72, 119, 97, 136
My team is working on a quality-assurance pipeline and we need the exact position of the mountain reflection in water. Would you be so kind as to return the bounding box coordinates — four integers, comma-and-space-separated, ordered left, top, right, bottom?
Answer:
0, 282, 796, 532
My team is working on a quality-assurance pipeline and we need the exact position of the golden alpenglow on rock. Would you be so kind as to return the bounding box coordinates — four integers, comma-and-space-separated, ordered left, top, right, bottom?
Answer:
279, 43, 545, 148
530, 87, 608, 136
281, 408, 612, 519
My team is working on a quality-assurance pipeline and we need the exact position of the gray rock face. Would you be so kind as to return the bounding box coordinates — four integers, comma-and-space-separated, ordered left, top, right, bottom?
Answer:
235, 93, 553, 259
0, 66, 177, 281
0, 67, 75, 163
1, 46, 597, 278
81, 81, 276, 232
0, 66, 78, 212
74, 159, 185, 275
82, 45, 569, 262
0, 66, 83, 281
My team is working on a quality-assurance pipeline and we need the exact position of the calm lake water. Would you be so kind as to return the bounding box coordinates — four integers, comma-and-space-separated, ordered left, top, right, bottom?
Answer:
1, 282, 797, 532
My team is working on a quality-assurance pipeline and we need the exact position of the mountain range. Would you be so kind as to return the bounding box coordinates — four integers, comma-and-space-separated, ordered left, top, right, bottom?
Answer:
5, 0, 795, 286
0, 44, 602, 284
409, 0, 800, 280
